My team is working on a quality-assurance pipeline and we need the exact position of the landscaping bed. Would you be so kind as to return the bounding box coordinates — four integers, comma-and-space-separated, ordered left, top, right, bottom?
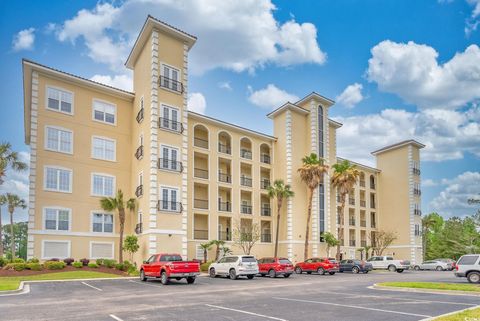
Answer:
378, 282, 480, 293
433, 307, 480, 320
0, 265, 127, 277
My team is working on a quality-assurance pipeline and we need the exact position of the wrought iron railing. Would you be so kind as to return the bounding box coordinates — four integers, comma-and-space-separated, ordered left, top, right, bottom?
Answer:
240, 149, 252, 159
194, 229, 208, 240
157, 200, 183, 213
218, 172, 232, 183
194, 168, 208, 179
194, 198, 208, 209
218, 201, 231, 212
159, 75, 183, 93
135, 185, 143, 197
241, 176, 252, 187
136, 108, 144, 123
261, 154, 271, 164
135, 145, 143, 160
218, 143, 231, 154
194, 137, 208, 149
159, 117, 184, 133
158, 158, 183, 172
241, 204, 252, 214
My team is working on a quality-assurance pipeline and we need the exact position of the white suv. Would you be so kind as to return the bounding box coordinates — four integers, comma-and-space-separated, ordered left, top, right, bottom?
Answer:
209, 255, 259, 280
454, 254, 480, 283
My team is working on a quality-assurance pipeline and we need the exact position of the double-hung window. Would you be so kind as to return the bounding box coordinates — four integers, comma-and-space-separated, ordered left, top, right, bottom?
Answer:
160, 104, 180, 132
44, 166, 72, 193
92, 213, 114, 233
161, 64, 181, 92
93, 100, 116, 125
160, 145, 179, 171
92, 137, 116, 161
92, 174, 115, 197
47, 87, 73, 114
44, 208, 70, 231
45, 126, 73, 154
160, 187, 179, 212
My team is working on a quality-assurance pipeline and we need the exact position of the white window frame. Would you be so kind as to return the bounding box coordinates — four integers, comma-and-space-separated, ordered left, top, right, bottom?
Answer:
91, 136, 116, 162
159, 186, 180, 212
91, 212, 115, 234
160, 104, 181, 132
159, 144, 180, 171
43, 166, 73, 193
41, 240, 71, 260
44, 125, 73, 154
45, 86, 74, 115
160, 63, 182, 81
92, 99, 117, 126
89, 241, 114, 259
91, 173, 116, 197
43, 207, 72, 231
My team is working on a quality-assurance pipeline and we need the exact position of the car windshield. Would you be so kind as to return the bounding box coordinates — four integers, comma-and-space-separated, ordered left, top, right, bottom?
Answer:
279, 259, 292, 264
242, 256, 257, 263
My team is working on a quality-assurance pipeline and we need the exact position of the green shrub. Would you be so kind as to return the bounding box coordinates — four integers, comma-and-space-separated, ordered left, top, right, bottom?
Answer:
72, 262, 83, 268
115, 263, 126, 271
95, 258, 105, 266
13, 258, 25, 263
26, 263, 42, 271
123, 260, 133, 268
88, 263, 99, 268
44, 261, 66, 270
27, 258, 39, 264
103, 259, 117, 268
128, 266, 139, 276
4, 263, 27, 271
200, 261, 213, 272
0, 257, 6, 268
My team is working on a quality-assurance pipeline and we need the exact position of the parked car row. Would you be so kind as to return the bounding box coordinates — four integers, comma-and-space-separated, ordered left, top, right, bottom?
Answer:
413, 259, 455, 271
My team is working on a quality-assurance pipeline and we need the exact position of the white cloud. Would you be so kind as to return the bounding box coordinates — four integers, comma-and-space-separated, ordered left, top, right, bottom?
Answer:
466, 0, 480, 35
422, 179, 437, 187
335, 83, 364, 108
248, 84, 299, 110
218, 81, 232, 91
52, 0, 326, 74
429, 171, 480, 217
12, 28, 35, 51
367, 40, 480, 110
188, 92, 206, 114
90, 73, 133, 91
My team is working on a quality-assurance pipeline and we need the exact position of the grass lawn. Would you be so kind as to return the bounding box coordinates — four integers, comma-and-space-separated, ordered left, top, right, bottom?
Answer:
434, 307, 480, 320
379, 282, 480, 292
0, 271, 122, 291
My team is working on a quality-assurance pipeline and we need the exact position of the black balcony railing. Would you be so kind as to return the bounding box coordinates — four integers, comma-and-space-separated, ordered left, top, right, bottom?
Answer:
218, 201, 231, 212
261, 154, 271, 164
241, 204, 252, 214
194, 168, 208, 179
159, 117, 184, 133
157, 200, 183, 212
360, 200, 366, 207
371, 202, 376, 209
370, 183, 376, 190
349, 218, 356, 226
135, 185, 143, 197
414, 209, 422, 216
349, 198, 355, 205
194, 229, 208, 240
135, 145, 143, 160
360, 180, 366, 187
218, 231, 232, 241
218, 143, 231, 154
261, 206, 271, 216
413, 168, 421, 176
194, 198, 208, 209
135, 223, 143, 234
159, 75, 184, 93
136, 108, 144, 123
218, 172, 232, 183
241, 176, 252, 187
414, 188, 422, 196
349, 240, 356, 247
361, 240, 367, 247
260, 179, 270, 189
261, 234, 272, 243
371, 221, 376, 228
240, 149, 252, 159
194, 137, 208, 149
360, 220, 366, 227
158, 158, 183, 172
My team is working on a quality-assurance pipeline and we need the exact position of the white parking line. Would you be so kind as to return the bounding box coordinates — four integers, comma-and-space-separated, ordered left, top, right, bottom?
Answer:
81, 282, 102, 291
273, 297, 432, 318
128, 280, 163, 288
205, 304, 289, 321
109, 314, 124, 321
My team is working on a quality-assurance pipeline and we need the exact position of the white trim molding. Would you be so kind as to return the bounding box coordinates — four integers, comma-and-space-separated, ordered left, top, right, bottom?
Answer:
30, 230, 119, 238
285, 109, 293, 260
149, 30, 159, 231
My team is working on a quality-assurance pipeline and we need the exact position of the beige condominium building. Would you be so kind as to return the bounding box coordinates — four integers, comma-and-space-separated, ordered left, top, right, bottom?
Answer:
22, 16, 424, 265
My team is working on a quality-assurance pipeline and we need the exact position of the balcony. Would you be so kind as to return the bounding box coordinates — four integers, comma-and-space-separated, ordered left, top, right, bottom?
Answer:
414, 209, 422, 216
370, 183, 376, 190
241, 204, 252, 214
157, 200, 183, 213
360, 200, 366, 207
260, 179, 270, 190
136, 108, 144, 123
337, 195, 341, 203
194, 229, 208, 240
349, 240, 356, 247
218, 201, 231, 212
261, 233, 272, 243
218, 231, 232, 241
159, 75, 183, 93
218, 143, 231, 155
349, 218, 356, 226
135, 223, 142, 234
261, 154, 271, 164
135, 185, 143, 198
414, 188, 422, 196
337, 215, 342, 224
194, 198, 208, 209
360, 220, 366, 227
240, 149, 252, 160
135, 145, 143, 160
218, 172, 232, 183
261, 205, 271, 216
194, 137, 208, 149
349, 198, 355, 206
371, 221, 376, 228
241, 176, 252, 187
194, 168, 208, 179
361, 240, 367, 247
159, 117, 184, 133
359, 180, 365, 187
158, 158, 183, 172
370, 202, 376, 209
412, 168, 421, 176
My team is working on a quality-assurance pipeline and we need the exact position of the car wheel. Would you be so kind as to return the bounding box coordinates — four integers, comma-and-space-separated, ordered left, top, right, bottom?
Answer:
467, 272, 480, 283
295, 267, 302, 274
329, 272, 335, 275
396, 269, 404, 273
364, 271, 369, 274
247, 275, 255, 280
209, 268, 216, 278
229, 268, 238, 280
352, 266, 360, 274
284, 274, 291, 278
140, 269, 146, 282
317, 267, 325, 275
388, 265, 396, 272
186, 277, 195, 284
307, 271, 312, 274
436, 266, 443, 271
160, 271, 169, 285
268, 269, 276, 278
414, 265, 420, 271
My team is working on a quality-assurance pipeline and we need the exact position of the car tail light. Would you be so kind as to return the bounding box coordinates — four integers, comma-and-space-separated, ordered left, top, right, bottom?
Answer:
455, 265, 459, 271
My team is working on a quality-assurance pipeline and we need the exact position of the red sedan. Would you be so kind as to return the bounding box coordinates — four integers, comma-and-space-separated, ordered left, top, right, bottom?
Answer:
294, 257, 339, 275
258, 257, 294, 278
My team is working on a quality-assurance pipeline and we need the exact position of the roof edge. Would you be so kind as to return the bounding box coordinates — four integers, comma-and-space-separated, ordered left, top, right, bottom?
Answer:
337, 157, 381, 173
371, 140, 426, 156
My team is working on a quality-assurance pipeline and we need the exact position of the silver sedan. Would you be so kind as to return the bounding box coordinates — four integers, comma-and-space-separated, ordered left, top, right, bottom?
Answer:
413, 260, 450, 271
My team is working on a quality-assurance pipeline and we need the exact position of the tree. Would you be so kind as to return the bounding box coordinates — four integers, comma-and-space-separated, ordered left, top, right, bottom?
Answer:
2, 222, 28, 260
331, 160, 360, 260
362, 245, 373, 260
0, 194, 6, 257
233, 221, 260, 255
100, 190, 135, 263
210, 240, 226, 261
220, 246, 232, 257
370, 230, 397, 256
267, 179, 294, 258
422, 213, 443, 260
0, 143, 28, 185
123, 235, 140, 262
4, 193, 26, 261
199, 242, 212, 263
297, 153, 328, 261
322, 232, 339, 257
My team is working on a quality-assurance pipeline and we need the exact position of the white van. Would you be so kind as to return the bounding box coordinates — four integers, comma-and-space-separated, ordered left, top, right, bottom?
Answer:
208, 255, 259, 280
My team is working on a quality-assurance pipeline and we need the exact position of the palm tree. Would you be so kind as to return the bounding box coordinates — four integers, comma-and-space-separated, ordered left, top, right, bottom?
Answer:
4, 194, 26, 261
268, 180, 294, 258
322, 232, 339, 257
297, 153, 329, 261
331, 160, 360, 260
0, 194, 6, 257
100, 189, 135, 263
210, 240, 225, 261
0, 143, 28, 185
199, 242, 212, 263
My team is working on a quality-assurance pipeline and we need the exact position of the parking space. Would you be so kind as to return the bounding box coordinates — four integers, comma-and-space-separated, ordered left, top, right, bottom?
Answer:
0, 271, 478, 321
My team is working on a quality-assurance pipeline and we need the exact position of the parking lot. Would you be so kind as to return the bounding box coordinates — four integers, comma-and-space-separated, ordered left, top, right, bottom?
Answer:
0, 271, 478, 321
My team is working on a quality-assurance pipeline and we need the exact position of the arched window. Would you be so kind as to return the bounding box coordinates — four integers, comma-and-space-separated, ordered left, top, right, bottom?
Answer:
370, 175, 376, 189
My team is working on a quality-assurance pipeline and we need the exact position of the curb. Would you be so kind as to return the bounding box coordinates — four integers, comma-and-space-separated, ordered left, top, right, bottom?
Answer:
371, 283, 480, 297
419, 304, 480, 321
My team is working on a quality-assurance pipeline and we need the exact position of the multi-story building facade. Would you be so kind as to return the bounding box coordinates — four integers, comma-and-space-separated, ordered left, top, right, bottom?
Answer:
22, 16, 424, 265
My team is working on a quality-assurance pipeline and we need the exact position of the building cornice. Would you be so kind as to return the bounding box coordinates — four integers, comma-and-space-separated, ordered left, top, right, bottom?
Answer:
371, 140, 426, 156
337, 157, 381, 173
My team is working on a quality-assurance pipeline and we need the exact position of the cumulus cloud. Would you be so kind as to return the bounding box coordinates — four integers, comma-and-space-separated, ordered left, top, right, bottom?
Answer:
52, 0, 326, 74
429, 171, 480, 217
367, 40, 480, 110
466, 0, 480, 35
335, 83, 364, 108
248, 84, 299, 109
187, 92, 206, 114
90, 74, 133, 91
218, 81, 233, 91
12, 28, 35, 51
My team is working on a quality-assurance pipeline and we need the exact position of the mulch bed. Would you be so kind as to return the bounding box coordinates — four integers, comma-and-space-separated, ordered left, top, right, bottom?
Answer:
0, 265, 129, 277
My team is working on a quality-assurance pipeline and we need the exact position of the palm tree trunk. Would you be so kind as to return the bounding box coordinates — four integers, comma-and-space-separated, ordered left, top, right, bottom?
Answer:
0, 206, 3, 257
304, 188, 314, 261
119, 209, 126, 263
336, 196, 346, 261
215, 245, 220, 261
203, 249, 207, 263
274, 197, 282, 258
9, 209, 14, 261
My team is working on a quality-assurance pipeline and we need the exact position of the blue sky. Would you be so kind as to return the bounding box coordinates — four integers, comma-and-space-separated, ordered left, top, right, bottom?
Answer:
0, 0, 479, 222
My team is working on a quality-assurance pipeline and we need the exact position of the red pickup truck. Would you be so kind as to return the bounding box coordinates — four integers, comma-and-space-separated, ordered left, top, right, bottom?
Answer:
140, 253, 200, 285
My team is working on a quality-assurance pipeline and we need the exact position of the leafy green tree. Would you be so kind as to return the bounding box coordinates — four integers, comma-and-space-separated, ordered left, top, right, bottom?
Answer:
0, 194, 6, 257
210, 240, 225, 261
4, 194, 26, 261
123, 235, 140, 262
322, 232, 339, 257
2, 222, 27, 260
199, 242, 212, 263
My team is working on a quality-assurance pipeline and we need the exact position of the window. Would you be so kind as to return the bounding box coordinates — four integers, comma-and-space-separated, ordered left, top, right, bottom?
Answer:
91, 174, 115, 197
160, 145, 179, 171
458, 255, 479, 265
44, 166, 72, 193
45, 126, 73, 154
47, 87, 73, 114
44, 208, 70, 231
160, 64, 181, 92
415, 224, 421, 236
42, 241, 70, 259
93, 100, 116, 124
92, 213, 114, 233
160, 104, 180, 131
90, 242, 114, 259
159, 187, 179, 212
92, 137, 116, 161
